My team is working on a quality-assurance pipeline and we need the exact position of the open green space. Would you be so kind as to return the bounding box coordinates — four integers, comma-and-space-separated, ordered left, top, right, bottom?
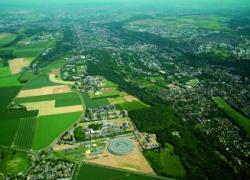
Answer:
32, 112, 82, 150
15, 92, 82, 107
101, 80, 118, 88
18, 71, 36, 83
129, 15, 230, 31
13, 117, 37, 150
144, 143, 186, 178
22, 74, 59, 89
14, 48, 44, 58
88, 88, 120, 99
0, 118, 20, 146
0, 74, 22, 87
0, 86, 21, 111
81, 93, 109, 109
0, 33, 17, 47
0, 149, 30, 175
118, 101, 150, 111
0, 66, 11, 78
213, 96, 250, 135
73, 163, 165, 180
0, 109, 38, 147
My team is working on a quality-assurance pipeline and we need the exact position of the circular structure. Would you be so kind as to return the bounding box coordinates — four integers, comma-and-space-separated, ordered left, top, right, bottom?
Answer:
108, 137, 135, 156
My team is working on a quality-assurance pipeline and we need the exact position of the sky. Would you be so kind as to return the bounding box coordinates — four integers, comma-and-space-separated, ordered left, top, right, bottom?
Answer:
0, 0, 250, 11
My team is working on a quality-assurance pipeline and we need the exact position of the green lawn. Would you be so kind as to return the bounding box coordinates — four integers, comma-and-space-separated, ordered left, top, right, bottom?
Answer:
144, 144, 186, 178
213, 96, 250, 135
15, 92, 82, 107
73, 163, 165, 180
32, 112, 82, 150
0, 149, 30, 175
0, 33, 17, 47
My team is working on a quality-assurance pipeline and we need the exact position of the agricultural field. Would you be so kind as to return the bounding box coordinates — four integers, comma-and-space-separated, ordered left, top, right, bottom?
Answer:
0, 109, 38, 147
0, 74, 22, 87
73, 163, 165, 180
0, 86, 21, 110
128, 15, 231, 31
16, 91, 82, 107
88, 88, 121, 99
13, 117, 37, 150
118, 101, 150, 111
0, 118, 20, 146
0, 148, 30, 176
0, 33, 17, 47
144, 143, 186, 178
81, 93, 109, 109
0, 62, 11, 78
213, 96, 250, 135
22, 74, 60, 89
32, 112, 82, 150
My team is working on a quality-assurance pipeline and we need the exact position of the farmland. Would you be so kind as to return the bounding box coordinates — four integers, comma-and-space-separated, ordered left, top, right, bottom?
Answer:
0, 86, 21, 110
0, 118, 20, 146
73, 163, 165, 180
81, 93, 109, 109
213, 96, 250, 135
16, 92, 82, 107
22, 74, 60, 89
0, 33, 17, 47
13, 117, 37, 150
32, 112, 82, 150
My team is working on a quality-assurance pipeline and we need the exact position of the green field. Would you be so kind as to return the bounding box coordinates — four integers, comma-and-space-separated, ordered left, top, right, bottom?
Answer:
0, 66, 11, 78
129, 15, 230, 31
73, 163, 165, 180
22, 74, 59, 89
144, 144, 186, 178
0, 74, 22, 87
0, 148, 30, 175
13, 117, 37, 150
32, 112, 82, 150
213, 96, 250, 135
15, 92, 82, 107
0, 118, 20, 146
118, 101, 150, 111
14, 48, 44, 58
81, 93, 109, 108
0, 86, 21, 110
0, 109, 38, 147
101, 80, 118, 88
88, 88, 120, 99
0, 33, 17, 47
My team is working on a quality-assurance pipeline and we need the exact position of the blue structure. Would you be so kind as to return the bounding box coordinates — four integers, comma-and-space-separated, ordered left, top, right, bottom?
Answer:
108, 137, 135, 156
